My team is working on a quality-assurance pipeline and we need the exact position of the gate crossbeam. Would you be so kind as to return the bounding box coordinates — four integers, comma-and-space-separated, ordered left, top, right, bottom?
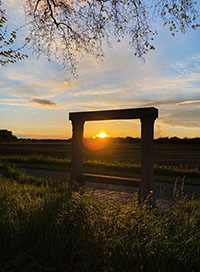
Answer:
69, 107, 158, 202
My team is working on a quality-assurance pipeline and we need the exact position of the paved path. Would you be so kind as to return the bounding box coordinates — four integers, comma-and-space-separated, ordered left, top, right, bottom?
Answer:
22, 167, 200, 202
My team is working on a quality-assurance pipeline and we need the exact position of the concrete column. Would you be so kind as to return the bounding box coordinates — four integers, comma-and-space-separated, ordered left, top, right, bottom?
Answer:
70, 120, 85, 191
140, 117, 156, 204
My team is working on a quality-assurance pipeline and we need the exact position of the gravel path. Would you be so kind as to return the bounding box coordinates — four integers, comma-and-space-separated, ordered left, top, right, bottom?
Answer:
22, 168, 200, 204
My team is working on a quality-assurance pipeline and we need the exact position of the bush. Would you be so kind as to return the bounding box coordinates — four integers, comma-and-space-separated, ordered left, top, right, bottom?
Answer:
0, 130, 18, 142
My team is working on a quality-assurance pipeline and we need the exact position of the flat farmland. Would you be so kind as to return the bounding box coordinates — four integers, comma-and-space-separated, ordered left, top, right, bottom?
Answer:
0, 142, 200, 169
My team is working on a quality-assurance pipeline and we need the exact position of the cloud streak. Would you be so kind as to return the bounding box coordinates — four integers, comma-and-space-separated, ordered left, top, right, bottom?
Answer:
176, 100, 200, 105
0, 59, 76, 99
29, 98, 58, 107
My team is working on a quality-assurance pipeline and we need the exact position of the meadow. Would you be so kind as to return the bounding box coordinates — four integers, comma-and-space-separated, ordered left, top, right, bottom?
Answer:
0, 141, 200, 185
0, 142, 200, 271
0, 166, 200, 271
0, 141, 200, 168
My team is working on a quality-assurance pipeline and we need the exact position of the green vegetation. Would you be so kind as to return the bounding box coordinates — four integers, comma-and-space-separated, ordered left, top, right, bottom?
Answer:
1, 154, 200, 185
0, 140, 200, 185
0, 142, 199, 169
0, 3, 28, 67
0, 165, 200, 271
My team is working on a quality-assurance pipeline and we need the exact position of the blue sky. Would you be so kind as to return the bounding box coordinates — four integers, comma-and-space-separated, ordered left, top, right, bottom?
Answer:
0, 0, 200, 139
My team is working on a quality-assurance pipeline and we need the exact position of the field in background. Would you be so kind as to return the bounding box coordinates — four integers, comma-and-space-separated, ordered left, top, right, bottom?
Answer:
0, 142, 200, 169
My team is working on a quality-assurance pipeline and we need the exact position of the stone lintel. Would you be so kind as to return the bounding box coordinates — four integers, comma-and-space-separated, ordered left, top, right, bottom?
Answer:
69, 107, 158, 121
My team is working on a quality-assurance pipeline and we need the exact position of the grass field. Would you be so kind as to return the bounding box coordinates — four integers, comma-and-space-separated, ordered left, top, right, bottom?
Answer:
0, 142, 200, 185
0, 143, 200, 270
0, 167, 200, 271
0, 142, 200, 169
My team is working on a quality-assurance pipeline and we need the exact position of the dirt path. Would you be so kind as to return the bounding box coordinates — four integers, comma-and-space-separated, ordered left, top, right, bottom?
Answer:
21, 167, 200, 203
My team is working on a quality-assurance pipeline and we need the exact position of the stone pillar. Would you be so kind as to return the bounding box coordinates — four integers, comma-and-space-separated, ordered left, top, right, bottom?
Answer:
140, 117, 156, 204
70, 120, 85, 191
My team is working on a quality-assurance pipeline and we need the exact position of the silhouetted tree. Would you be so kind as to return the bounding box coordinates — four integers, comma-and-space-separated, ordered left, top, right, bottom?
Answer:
0, 129, 18, 142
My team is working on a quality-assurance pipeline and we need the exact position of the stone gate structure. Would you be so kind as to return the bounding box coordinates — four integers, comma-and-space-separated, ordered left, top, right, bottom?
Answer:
69, 107, 158, 200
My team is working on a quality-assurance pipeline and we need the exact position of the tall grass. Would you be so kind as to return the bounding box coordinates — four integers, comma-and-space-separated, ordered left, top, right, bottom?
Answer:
0, 166, 200, 271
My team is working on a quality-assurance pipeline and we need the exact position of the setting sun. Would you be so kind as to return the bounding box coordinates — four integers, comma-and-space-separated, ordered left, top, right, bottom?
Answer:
96, 131, 108, 138
83, 131, 108, 150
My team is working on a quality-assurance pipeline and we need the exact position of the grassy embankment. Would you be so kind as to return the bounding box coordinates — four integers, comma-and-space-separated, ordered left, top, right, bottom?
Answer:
0, 165, 200, 271
0, 154, 200, 185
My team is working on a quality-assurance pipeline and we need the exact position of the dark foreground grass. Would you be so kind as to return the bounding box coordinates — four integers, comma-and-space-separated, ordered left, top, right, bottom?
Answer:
0, 166, 200, 271
1, 154, 200, 185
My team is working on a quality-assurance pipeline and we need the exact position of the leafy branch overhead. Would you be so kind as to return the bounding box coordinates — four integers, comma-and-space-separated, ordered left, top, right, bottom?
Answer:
0, 1, 28, 66
24, 0, 199, 75
1, 0, 200, 74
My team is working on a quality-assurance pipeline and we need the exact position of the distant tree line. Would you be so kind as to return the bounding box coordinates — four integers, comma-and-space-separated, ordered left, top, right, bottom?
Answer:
18, 138, 72, 143
107, 137, 200, 144
154, 137, 200, 145
19, 136, 200, 145
0, 130, 18, 142
1, 130, 199, 144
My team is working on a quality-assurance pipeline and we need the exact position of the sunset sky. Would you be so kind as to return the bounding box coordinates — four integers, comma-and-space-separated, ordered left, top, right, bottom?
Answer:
0, 1, 200, 139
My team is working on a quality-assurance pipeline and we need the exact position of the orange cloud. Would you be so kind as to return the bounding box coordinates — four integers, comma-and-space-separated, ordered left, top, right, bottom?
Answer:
176, 100, 200, 105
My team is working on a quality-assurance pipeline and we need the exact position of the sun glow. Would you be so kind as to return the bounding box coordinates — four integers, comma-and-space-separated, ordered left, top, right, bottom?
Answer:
83, 131, 108, 150
96, 131, 108, 138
